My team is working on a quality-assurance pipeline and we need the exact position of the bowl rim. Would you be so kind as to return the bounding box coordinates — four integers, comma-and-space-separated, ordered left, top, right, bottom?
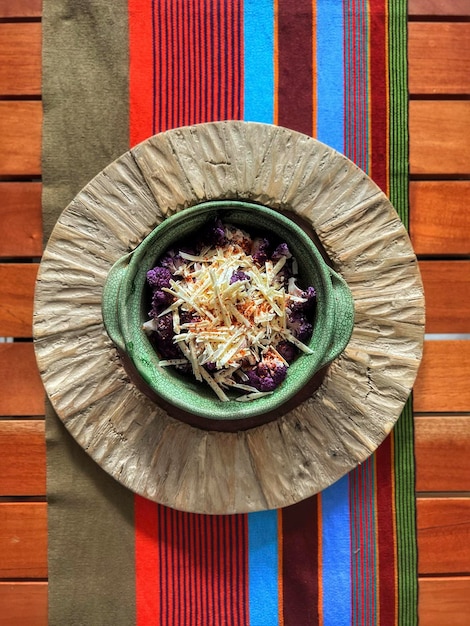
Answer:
110, 199, 352, 422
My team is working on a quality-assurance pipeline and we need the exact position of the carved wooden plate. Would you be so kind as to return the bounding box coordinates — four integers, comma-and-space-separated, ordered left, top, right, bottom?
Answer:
33, 121, 425, 514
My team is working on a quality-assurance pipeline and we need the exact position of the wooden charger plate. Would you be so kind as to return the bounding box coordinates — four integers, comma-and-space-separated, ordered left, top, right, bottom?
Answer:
33, 121, 425, 514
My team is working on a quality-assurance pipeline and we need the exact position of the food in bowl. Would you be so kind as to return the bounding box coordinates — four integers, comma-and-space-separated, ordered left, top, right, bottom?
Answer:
143, 218, 317, 401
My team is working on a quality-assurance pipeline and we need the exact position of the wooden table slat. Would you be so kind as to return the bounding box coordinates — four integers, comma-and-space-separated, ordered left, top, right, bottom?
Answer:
0, 502, 47, 579
0, 183, 43, 258
1, 498, 469, 578
0, 23, 41, 96
0, 0, 42, 19
414, 340, 470, 413
0, 343, 45, 416
2, 577, 470, 626
0, 420, 46, 496
410, 101, 470, 176
418, 577, 470, 626
415, 415, 470, 492
409, 0, 470, 17
420, 260, 470, 334
0, 264, 38, 337
0, 582, 48, 626
417, 497, 470, 574
410, 181, 470, 256
0, 102, 42, 177
409, 22, 470, 95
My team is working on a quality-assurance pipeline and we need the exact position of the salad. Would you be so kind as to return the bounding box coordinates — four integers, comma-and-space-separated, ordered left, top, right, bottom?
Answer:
143, 218, 316, 401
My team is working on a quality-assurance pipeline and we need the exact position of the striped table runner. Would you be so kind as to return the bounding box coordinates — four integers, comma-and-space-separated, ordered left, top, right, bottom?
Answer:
43, 1, 416, 624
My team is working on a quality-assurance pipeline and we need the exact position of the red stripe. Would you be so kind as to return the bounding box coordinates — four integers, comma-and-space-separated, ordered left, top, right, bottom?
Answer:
281, 497, 320, 625
277, 0, 314, 136
375, 436, 397, 626
369, 0, 388, 193
128, 0, 156, 146
135, 496, 161, 624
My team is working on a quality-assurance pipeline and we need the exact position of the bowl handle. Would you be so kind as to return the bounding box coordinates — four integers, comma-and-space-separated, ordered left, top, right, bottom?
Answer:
317, 267, 355, 369
101, 254, 131, 353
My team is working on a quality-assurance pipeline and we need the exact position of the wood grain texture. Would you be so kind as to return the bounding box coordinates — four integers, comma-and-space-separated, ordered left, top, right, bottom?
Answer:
0, 502, 47, 578
409, 0, 470, 17
0, 263, 38, 337
419, 577, 470, 626
414, 340, 470, 413
0, 582, 47, 626
0, 343, 45, 416
0, 183, 43, 258
34, 121, 424, 514
420, 261, 470, 334
409, 22, 470, 94
0, 23, 41, 96
410, 101, 470, 175
415, 415, 470, 492
410, 181, 470, 256
0, 102, 42, 177
0, 420, 45, 496
0, 0, 42, 18
417, 497, 470, 574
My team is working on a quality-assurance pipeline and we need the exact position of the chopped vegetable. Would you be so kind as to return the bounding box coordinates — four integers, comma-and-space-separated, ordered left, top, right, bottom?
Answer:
144, 219, 316, 400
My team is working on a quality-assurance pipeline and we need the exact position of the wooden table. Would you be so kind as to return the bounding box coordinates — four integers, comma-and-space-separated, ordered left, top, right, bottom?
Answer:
0, 1, 469, 623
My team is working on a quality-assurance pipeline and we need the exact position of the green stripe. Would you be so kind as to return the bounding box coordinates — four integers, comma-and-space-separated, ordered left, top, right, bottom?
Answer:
388, 2, 418, 624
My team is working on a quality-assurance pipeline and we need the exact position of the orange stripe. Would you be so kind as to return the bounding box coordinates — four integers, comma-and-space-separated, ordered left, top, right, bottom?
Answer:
317, 495, 323, 626
277, 509, 284, 625
135, 496, 160, 624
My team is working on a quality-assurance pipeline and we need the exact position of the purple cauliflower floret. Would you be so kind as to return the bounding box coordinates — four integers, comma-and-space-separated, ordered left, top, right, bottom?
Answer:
149, 289, 173, 318
276, 340, 297, 363
229, 269, 250, 284
245, 356, 288, 392
151, 313, 182, 359
291, 285, 317, 313
271, 242, 292, 262
287, 311, 313, 343
146, 266, 172, 289
205, 218, 226, 247
251, 237, 270, 266
160, 249, 185, 274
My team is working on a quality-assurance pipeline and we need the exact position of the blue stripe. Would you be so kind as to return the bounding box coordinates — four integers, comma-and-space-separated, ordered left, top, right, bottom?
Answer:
248, 510, 279, 626
243, 0, 275, 123
321, 475, 352, 626
316, 0, 345, 152
243, 4, 278, 623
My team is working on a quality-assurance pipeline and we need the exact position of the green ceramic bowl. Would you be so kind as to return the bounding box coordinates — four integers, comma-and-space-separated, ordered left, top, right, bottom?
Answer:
102, 201, 354, 425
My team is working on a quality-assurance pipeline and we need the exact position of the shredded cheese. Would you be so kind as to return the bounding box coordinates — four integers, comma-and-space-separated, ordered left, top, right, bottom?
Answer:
145, 223, 315, 400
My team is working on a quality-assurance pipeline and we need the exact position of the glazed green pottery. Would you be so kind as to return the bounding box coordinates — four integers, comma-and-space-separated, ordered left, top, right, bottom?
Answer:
102, 201, 355, 423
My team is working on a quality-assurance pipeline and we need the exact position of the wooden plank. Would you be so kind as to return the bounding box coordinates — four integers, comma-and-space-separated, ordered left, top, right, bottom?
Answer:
0, 502, 47, 578
415, 415, 470, 492
0, 582, 47, 626
409, 23, 470, 95
419, 261, 470, 334
410, 101, 470, 176
0, 102, 42, 177
0, 1, 42, 18
0, 23, 41, 96
414, 340, 470, 413
419, 577, 470, 626
417, 497, 470, 574
410, 181, 470, 256
0, 183, 43, 258
0, 420, 45, 496
0, 263, 38, 337
409, 0, 470, 17
0, 343, 45, 416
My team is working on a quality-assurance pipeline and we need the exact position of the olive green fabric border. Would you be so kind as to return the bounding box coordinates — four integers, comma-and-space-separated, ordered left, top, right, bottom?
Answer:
42, 2, 135, 624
